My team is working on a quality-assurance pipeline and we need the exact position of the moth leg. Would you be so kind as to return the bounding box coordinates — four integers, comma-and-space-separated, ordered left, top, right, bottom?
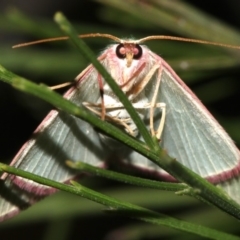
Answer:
123, 61, 166, 140
49, 82, 73, 90
149, 64, 166, 140
127, 63, 160, 99
97, 73, 106, 120
83, 100, 165, 139
84, 101, 167, 137
83, 102, 135, 136
155, 103, 166, 140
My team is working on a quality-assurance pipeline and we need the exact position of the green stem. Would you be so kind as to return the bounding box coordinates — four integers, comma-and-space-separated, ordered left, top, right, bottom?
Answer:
67, 161, 186, 192
0, 162, 239, 240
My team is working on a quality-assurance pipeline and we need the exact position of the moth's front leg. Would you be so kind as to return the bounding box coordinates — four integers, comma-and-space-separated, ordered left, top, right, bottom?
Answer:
148, 64, 167, 140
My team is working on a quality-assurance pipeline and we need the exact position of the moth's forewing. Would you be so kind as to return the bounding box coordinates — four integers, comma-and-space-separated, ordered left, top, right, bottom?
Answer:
0, 59, 109, 222
124, 49, 240, 203
159, 60, 240, 179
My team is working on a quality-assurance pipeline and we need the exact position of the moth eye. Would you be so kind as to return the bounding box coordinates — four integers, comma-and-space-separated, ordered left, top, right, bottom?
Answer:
116, 44, 126, 59
133, 44, 142, 59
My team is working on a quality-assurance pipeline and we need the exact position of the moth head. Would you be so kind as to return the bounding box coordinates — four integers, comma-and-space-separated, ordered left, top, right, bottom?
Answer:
115, 43, 143, 68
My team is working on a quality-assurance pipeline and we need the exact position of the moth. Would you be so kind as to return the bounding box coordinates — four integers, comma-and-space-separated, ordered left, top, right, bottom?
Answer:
1, 34, 240, 222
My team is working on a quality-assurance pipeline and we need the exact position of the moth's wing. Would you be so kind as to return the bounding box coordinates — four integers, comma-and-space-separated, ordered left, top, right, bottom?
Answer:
125, 58, 240, 203
217, 175, 240, 204
159, 62, 240, 180
0, 64, 108, 221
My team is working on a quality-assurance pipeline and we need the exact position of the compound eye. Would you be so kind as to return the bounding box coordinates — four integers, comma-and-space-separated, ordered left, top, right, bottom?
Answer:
116, 44, 125, 59
133, 44, 142, 59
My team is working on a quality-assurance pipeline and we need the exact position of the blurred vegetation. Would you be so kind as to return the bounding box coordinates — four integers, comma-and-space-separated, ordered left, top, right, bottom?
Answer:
0, 1, 240, 239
